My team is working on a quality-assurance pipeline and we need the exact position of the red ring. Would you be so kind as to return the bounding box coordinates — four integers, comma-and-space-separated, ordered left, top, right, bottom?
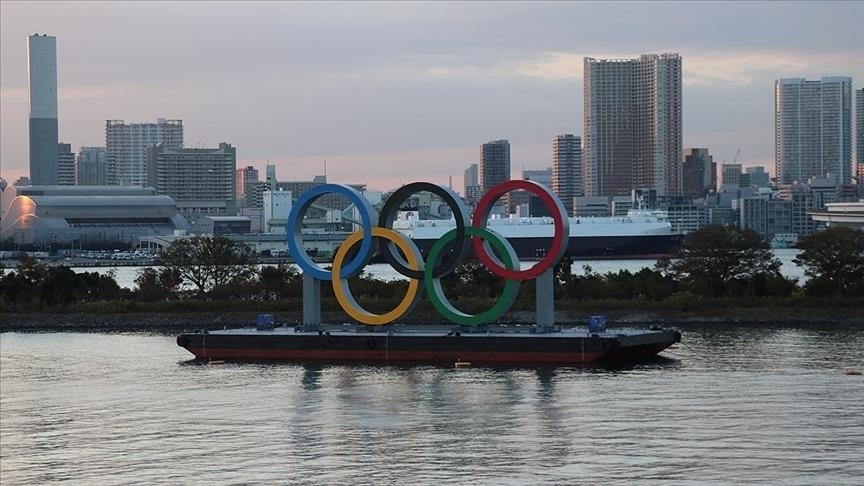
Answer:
471, 180, 570, 280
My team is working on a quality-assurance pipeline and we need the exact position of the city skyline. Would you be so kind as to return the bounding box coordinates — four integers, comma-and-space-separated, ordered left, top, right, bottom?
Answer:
1, 1, 863, 192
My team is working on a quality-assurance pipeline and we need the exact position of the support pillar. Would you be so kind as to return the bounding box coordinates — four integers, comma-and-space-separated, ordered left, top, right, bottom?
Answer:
302, 273, 321, 325
535, 267, 554, 331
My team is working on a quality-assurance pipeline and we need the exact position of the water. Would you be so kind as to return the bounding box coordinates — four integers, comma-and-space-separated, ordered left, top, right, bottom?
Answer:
2, 326, 863, 484
65, 249, 807, 290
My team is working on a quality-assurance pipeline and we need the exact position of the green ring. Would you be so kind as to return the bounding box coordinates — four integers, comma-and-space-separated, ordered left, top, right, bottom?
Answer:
424, 227, 521, 325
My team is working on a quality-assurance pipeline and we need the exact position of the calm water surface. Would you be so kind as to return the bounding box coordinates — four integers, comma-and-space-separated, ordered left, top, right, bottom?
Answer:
2, 325, 863, 485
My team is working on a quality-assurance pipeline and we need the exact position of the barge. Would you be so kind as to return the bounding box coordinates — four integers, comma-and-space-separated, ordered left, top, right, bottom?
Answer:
176, 320, 681, 366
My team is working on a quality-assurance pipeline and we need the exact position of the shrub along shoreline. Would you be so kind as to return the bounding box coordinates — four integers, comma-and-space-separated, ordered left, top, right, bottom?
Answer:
3, 304, 862, 334
3, 226, 862, 333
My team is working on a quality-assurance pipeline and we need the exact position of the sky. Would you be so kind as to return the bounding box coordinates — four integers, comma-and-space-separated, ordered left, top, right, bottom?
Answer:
1, 1, 862, 193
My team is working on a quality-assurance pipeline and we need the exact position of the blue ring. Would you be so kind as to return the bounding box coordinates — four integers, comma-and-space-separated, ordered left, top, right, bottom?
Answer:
287, 184, 374, 280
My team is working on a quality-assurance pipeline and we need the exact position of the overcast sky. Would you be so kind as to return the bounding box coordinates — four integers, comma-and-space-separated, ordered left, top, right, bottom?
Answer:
1, 1, 862, 192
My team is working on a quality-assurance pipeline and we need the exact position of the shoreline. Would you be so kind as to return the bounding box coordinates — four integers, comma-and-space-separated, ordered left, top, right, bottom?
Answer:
2, 309, 861, 334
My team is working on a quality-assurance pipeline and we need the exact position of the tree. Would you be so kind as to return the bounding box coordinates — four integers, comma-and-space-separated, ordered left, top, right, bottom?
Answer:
0, 256, 47, 306
657, 225, 789, 298
40, 266, 81, 306
256, 264, 302, 301
794, 226, 864, 297
135, 267, 183, 302
156, 236, 257, 297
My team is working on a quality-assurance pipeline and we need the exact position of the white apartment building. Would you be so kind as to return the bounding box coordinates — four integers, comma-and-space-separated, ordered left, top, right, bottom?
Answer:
106, 118, 184, 186
775, 77, 853, 185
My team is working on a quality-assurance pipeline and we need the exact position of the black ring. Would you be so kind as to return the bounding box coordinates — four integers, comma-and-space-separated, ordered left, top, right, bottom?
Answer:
377, 182, 469, 279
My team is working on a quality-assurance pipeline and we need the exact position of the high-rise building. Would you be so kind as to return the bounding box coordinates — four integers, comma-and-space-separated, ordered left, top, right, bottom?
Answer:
721, 163, 742, 187
584, 53, 682, 197
552, 134, 582, 214
76, 147, 107, 186
479, 140, 510, 194
266, 164, 277, 191
145, 142, 237, 222
682, 148, 714, 197
462, 164, 480, 202
856, 88, 863, 178
28, 34, 59, 185
57, 143, 75, 185
236, 166, 259, 198
775, 77, 853, 185
106, 118, 184, 186
745, 166, 770, 187
522, 168, 552, 188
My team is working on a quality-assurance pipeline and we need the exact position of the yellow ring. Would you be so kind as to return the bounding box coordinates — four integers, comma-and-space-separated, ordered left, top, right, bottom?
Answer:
332, 227, 422, 325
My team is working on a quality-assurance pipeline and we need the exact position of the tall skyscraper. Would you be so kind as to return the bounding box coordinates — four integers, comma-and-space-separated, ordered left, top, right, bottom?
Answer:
76, 146, 107, 186
552, 134, 582, 214
57, 143, 76, 185
266, 164, 277, 191
28, 34, 59, 185
584, 53, 682, 197
106, 118, 184, 186
145, 142, 237, 222
463, 164, 480, 203
856, 88, 863, 177
682, 148, 714, 197
775, 77, 853, 185
236, 165, 259, 208
236, 166, 259, 198
479, 140, 510, 193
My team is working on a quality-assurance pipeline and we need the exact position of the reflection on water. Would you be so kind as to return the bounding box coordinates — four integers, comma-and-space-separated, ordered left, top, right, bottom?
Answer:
2, 325, 863, 484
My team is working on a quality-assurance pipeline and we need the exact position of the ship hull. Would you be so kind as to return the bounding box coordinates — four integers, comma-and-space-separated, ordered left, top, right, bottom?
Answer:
409, 233, 684, 261
177, 326, 681, 366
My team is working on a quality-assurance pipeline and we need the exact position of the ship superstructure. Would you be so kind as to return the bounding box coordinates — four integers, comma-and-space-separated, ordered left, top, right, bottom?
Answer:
392, 210, 683, 259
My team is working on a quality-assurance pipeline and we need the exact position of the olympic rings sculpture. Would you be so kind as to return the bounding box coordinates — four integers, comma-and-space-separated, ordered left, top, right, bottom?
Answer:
287, 180, 570, 326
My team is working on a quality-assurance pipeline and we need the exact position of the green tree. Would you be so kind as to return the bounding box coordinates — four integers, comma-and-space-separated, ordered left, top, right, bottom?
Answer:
657, 225, 788, 297
256, 264, 303, 301
135, 267, 183, 302
40, 266, 81, 306
156, 236, 257, 297
794, 226, 864, 297
0, 256, 47, 306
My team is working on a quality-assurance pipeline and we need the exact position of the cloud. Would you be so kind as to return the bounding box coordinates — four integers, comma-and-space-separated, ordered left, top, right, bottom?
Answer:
688, 51, 864, 86
508, 50, 864, 87
514, 52, 583, 81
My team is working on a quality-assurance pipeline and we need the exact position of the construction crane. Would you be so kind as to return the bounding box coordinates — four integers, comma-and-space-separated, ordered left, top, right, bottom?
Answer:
732, 148, 741, 165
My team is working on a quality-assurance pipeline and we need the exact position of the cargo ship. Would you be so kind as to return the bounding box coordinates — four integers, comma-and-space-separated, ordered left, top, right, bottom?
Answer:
176, 318, 682, 366
392, 210, 683, 260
